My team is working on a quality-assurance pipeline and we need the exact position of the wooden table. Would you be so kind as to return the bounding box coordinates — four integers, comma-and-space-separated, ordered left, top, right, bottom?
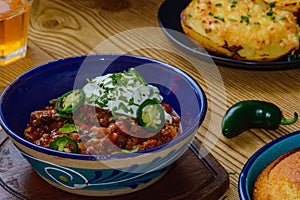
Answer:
1, 0, 300, 199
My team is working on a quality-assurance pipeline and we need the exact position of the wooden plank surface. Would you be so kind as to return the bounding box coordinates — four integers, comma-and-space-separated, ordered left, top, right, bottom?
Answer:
2, 0, 300, 199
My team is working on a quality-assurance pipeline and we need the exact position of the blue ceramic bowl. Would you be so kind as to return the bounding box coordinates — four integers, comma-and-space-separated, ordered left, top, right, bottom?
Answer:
0, 54, 207, 196
239, 130, 300, 200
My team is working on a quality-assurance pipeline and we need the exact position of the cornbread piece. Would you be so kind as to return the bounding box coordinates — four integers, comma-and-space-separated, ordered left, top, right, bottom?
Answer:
180, 0, 300, 61
253, 148, 300, 200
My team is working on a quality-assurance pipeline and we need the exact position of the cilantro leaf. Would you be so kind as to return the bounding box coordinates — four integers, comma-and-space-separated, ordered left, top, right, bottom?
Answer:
59, 123, 79, 134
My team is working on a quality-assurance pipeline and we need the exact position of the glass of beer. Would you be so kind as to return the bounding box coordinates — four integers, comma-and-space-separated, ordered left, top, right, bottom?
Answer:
0, 0, 33, 66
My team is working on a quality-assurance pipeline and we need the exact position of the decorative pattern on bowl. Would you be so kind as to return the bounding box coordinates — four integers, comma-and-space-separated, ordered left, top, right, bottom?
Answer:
19, 143, 186, 189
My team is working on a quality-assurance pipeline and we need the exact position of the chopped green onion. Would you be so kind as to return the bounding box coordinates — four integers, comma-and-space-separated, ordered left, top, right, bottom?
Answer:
214, 16, 225, 22
267, 10, 273, 16
269, 2, 275, 8
240, 16, 249, 24
228, 18, 237, 22
279, 16, 286, 20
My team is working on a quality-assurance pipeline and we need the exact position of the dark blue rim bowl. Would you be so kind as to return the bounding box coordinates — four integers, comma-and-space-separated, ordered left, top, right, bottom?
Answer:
0, 54, 207, 161
238, 130, 300, 200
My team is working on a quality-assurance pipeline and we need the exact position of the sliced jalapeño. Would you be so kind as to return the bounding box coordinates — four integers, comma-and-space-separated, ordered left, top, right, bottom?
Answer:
137, 99, 165, 133
49, 136, 79, 153
56, 89, 85, 113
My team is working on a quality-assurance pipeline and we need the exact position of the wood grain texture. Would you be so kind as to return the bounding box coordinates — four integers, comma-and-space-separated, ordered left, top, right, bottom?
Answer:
1, 0, 300, 199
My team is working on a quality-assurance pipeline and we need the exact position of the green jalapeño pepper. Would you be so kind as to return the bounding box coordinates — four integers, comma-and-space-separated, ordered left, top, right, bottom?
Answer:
49, 136, 79, 153
137, 99, 165, 133
222, 100, 298, 138
129, 68, 147, 86
56, 90, 85, 113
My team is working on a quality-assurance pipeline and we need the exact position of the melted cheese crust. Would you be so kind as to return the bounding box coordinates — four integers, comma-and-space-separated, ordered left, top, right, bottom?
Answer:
181, 0, 300, 61
263, 0, 300, 15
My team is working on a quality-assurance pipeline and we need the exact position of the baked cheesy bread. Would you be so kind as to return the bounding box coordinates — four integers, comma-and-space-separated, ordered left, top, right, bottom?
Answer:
263, 0, 300, 16
180, 0, 300, 61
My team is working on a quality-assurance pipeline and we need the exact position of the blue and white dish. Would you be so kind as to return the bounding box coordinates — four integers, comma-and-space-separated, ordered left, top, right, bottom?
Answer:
0, 54, 207, 196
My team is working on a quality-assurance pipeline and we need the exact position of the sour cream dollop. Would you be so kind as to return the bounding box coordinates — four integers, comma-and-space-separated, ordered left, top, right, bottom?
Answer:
82, 68, 172, 122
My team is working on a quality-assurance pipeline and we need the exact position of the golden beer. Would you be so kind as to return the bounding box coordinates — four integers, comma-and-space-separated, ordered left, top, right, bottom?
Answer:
0, 0, 32, 66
